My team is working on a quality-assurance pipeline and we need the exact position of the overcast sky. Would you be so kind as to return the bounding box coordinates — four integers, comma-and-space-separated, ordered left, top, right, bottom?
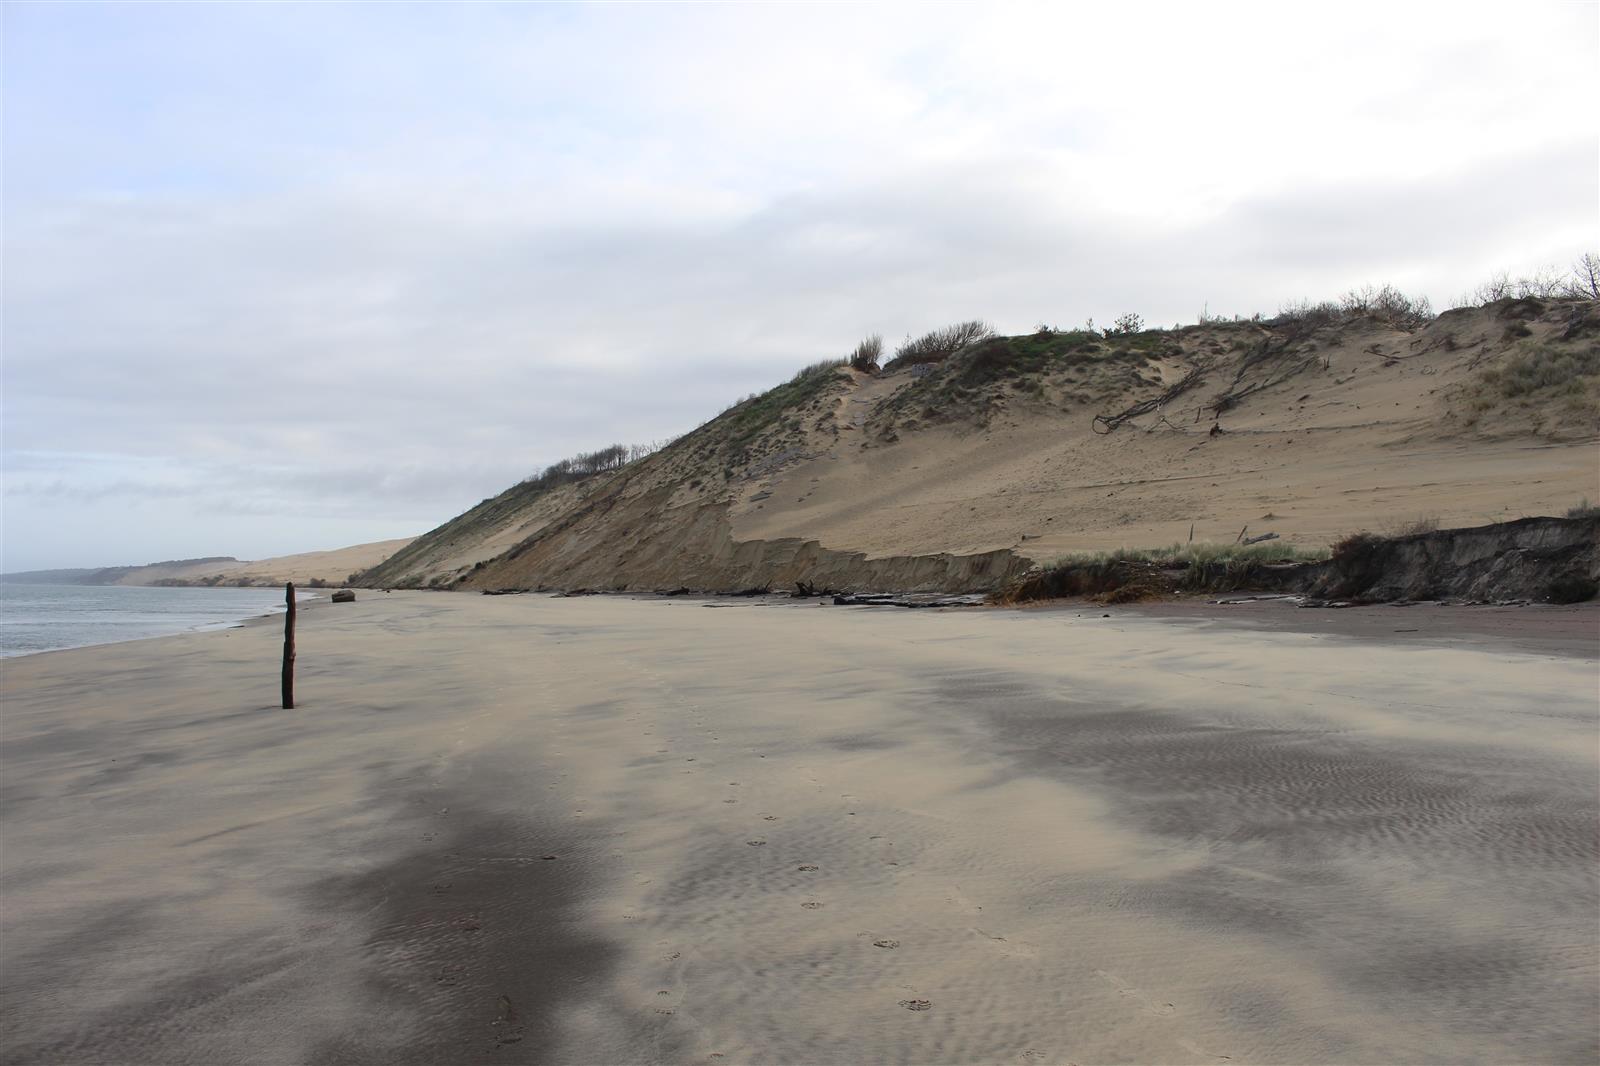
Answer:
3, 2, 1595, 571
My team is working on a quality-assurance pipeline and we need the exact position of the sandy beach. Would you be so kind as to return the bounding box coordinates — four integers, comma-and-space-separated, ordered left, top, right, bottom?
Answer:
2, 592, 1596, 1065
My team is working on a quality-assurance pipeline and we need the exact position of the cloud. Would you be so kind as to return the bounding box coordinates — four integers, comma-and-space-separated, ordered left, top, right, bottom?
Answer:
2, 1, 1596, 569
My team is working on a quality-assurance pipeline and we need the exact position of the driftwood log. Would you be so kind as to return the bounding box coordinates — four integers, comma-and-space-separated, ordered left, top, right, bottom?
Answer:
1092, 362, 1210, 434
832, 593, 981, 609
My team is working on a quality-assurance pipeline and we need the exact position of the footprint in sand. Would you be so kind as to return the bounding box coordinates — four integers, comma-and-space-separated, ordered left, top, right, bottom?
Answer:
1094, 970, 1176, 1016
1177, 1039, 1232, 1061
944, 888, 982, 914
492, 994, 526, 1044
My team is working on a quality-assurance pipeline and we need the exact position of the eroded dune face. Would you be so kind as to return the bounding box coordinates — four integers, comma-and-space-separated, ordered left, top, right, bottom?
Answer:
356, 298, 1599, 593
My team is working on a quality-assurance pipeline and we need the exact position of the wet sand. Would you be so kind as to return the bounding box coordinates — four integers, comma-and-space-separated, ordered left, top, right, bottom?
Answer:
2, 593, 1596, 1064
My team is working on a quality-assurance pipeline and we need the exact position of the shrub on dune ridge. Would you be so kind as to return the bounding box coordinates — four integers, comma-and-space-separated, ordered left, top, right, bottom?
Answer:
1458, 253, 1600, 306
1338, 283, 1433, 328
849, 335, 883, 372
1272, 283, 1432, 337
884, 320, 995, 370
522, 444, 631, 489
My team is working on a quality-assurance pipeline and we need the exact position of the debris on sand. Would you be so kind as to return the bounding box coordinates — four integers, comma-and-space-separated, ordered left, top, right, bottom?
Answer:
832, 593, 985, 609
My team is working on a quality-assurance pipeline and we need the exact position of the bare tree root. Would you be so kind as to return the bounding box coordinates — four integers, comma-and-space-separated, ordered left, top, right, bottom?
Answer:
1093, 361, 1211, 434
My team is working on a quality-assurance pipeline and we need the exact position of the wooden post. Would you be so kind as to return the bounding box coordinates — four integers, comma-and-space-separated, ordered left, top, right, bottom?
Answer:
282, 583, 296, 709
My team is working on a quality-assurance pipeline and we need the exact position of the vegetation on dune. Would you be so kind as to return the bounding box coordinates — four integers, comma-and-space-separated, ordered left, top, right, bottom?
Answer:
1457, 253, 1600, 306
883, 320, 996, 371
957, 330, 1176, 390
685, 356, 850, 468
849, 334, 884, 372
1476, 344, 1600, 399
871, 326, 1181, 435
522, 443, 654, 490
1272, 284, 1434, 339
790, 357, 848, 381
963, 330, 1107, 381
1455, 340, 1600, 437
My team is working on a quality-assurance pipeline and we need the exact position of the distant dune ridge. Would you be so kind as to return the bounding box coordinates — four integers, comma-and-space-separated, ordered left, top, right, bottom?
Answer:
3, 541, 413, 589
356, 294, 1600, 596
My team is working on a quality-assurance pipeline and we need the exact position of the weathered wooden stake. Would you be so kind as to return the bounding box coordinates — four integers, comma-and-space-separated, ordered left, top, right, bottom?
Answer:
282, 582, 296, 709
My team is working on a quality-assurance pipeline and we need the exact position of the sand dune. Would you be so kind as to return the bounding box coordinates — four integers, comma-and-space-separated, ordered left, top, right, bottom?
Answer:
2, 594, 1596, 1064
359, 299, 1599, 593
109, 538, 415, 587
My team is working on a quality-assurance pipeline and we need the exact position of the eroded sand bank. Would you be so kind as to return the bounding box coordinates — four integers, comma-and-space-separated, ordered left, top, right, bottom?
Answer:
2, 593, 1596, 1065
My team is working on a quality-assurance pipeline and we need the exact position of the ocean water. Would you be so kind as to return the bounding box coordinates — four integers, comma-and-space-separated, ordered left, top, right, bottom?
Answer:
0, 584, 307, 658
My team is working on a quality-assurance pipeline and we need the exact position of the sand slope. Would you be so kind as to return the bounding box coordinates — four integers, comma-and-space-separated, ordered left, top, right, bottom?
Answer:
360, 298, 1598, 592
3, 593, 1595, 1064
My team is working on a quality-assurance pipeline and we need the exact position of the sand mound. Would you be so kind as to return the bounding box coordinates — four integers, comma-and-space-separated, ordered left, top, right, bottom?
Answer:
358, 298, 1599, 594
